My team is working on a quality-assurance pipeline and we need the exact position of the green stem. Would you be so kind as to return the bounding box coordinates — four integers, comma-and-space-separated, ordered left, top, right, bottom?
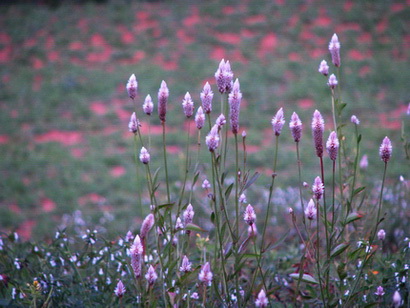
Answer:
177, 121, 191, 218
315, 199, 326, 306
296, 142, 305, 224
162, 121, 171, 204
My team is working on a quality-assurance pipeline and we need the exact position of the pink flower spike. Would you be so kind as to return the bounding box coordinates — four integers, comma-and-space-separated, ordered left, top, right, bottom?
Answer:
158, 80, 169, 123
360, 154, 368, 169
374, 286, 385, 297
131, 234, 143, 256
145, 265, 157, 286
393, 291, 402, 308
328, 74, 338, 89
216, 114, 226, 128
239, 193, 247, 204
318, 60, 329, 76
326, 131, 339, 161
351, 115, 360, 125
379, 136, 392, 163
126, 74, 138, 99
377, 229, 386, 241
305, 199, 317, 220
130, 235, 143, 278
215, 59, 226, 94
128, 112, 140, 134
242, 130, 247, 138
312, 176, 324, 200
183, 204, 194, 226
175, 217, 184, 230
407, 102, 410, 115
289, 112, 302, 142
271, 107, 285, 136
223, 60, 234, 93
202, 179, 211, 189
198, 262, 213, 285
140, 213, 154, 239
255, 289, 268, 308
143, 94, 154, 115
328, 33, 341, 67
206, 124, 220, 152
114, 280, 126, 298
182, 92, 194, 118
139, 147, 150, 164
200, 82, 213, 114
195, 106, 205, 130
179, 255, 192, 273
244, 204, 256, 225
228, 78, 242, 134
312, 110, 325, 158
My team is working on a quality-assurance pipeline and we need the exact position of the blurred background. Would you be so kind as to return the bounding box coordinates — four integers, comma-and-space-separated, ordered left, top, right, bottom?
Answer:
0, 0, 409, 241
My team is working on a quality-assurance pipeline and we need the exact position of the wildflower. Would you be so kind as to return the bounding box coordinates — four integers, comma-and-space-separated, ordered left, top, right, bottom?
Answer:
126, 74, 138, 99
191, 292, 199, 299
374, 286, 385, 297
130, 235, 143, 278
312, 110, 325, 158
326, 131, 339, 161
379, 136, 392, 163
195, 106, 205, 129
175, 217, 184, 230
242, 130, 246, 138
248, 224, 257, 237
328, 74, 338, 89
318, 60, 329, 76
255, 289, 268, 308
216, 114, 226, 128
377, 229, 386, 241
198, 262, 213, 285
360, 154, 368, 169
215, 59, 234, 94
239, 193, 247, 204
200, 82, 213, 114
305, 199, 317, 220
145, 265, 157, 286
206, 124, 220, 152
244, 204, 256, 225
114, 280, 126, 298
328, 33, 341, 67
228, 78, 242, 134
393, 291, 401, 308
271, 107, 285, 136
202, 179, 211, 189
182, 92, 194, 118
289, 112, 302, 142
183, 204, 194, 226
125, 231, 133, 242
143, 94, 154, 115
139, 147, 150, 164
303, 181, 309, 188
312, 176, 324, 200
158, 80, 169, 123
351, 115, 360, 125
128, 112, 140, 133
140, 213, 154, 239
179, 255, 192, 273
288, 207, 293, 214
223, 60, 234, 93
407, 102, 410, 115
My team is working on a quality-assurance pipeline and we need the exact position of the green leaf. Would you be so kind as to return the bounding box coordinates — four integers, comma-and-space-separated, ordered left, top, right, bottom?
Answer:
225, 183, 234, 199
357, 134, 362, 143
185, 223, 205, 233
337, 262, 347, 280
353, 186, 366, 196
345, 212, 363, 225
243, 172, 260, 191
289, 273, 318, 284
157, 203, 174, 210
330, 243, 349, 258
210, 212, 215, 224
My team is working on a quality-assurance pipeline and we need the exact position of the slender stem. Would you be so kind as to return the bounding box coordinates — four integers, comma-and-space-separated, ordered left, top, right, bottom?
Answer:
162, 121, 171, 204
296, 142, 305, 224
315, 199, 326, 306
349, 124, 360, 208
177, 121, 191, 218
234, 133, 242, 307
133, 134, 143, 218
320, 156, 330, 257
331, 160, 336, 236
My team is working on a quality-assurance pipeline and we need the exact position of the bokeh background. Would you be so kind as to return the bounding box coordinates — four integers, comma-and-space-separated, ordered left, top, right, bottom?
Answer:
0, 0, 409, 241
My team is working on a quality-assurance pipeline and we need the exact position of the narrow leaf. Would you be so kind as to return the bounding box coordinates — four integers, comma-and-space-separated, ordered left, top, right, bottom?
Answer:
330, 243, 349, 258
243, 172, 260, 191
185, 223, 205, 233
289, 273, 318, 284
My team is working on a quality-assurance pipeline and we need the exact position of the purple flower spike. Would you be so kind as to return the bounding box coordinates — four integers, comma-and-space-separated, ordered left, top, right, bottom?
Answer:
126, 74, 138, 99
374, 286, 385, 297
351, 115, 360, 125
216, 113, 226, 128
195, 106, 205, 130
312, 176, 324, 200
128, 112, 140, 133
318, 60, 329, 76
200, 82, 213, 114
328, 33, 341, 67
271, 107, 285, 136
228, 78, 242, 134
179, 255, 192, 273
255, 289, 268, 308
158, 80, 169, 123
377, 229, 386, 241
328, 74, 338, 89
114, 280, 126, 298
360, 154, 368, 169
143, 94, 154, 115
130, 235, 143, 278
206, 124, 220, 152
182, 92, 194, 118
198, 262, 213, 286
289, 112, 302, 142
305, 199, 317, 220
183, 204, 194, 226
214, 59, 234, 94
326, 131, 339, 161
379, 136, 392, 163
145, 265, 157, 286
139, 147, 150, 164
244, 204, 256, 225
140, 213, 154, 239
312, 110, 325, 158
224, 60, 234, 93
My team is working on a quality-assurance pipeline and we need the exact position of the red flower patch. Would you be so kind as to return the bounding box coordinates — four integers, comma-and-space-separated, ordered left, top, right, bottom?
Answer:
17, 220, 37, 240
348, 49, 370, 61
71, 148, 86, 158
258, 33, 278, 59
32, 74, 43, 91
297, 98, 315, 109
35, 130, 84, 146
0, 135, 9, 144
32, 57, 44, 70
78, 193, 105, 206
210, 46, 226, 61
110, 166, 126, 178
90, 101, 108, 116
343, 1, 354, 12
69, 41, 84, 51
166, 145, 182, 154
245, 15, 266, 25
215, 33, 242, 45
41, 198, 56, 212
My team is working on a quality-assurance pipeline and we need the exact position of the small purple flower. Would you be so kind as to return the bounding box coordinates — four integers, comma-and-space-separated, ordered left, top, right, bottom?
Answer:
328, 74, 338, 89
206, 124, 220, 152
139, 147, 150, 164
175, 217, 184, 230
145, 265, 157, 286
183, 204, 194, 233
182, 92, 194, 118
125, 230, 133, 242
289, 112, 302, 142
131, 234, 143, 256
223, 60, 234, 93
312, 110, 325, 158
377, 229, 386, 241
242, 130, 247, 138
216, 114, 226, 128
195, 106, 205, 130
215, 59, 226, 94
239, 193, 247, 204
140, 213, 154, 239
351, 115, 360, 125
128, 112, 140, 133
407, 102, 410, 115
374, 286, 385, 297
360, 154, 368, 169
312, 176, 324, 200
158, 80, 169, 123
198, 262, 213, 285
114, 280, 126, 298
379, 136, 392, 163
248, 224, 257, 237
130, 235, 143, 278
244, 204, 256, 226
126, 74, 138, 99
318, 60, 329, 76
271, 107, 285, 136
202, 179, 210, 189
328, 33, 341, 67
255, 289, 268, 308
393, 291, 402, 308
326, 131, 339, 161
305, 199, 317, 220
179, 255, 192, 273
228, 78, 242, 134
200, 82, 213, 114
143, 94, 154, 115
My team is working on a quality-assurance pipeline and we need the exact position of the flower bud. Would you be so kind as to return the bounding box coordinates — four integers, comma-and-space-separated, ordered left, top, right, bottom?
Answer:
206, 124, 220, 152
158, 80, 169, 123
216, 114, 226, 128
139, 147, 150, 164
198, 262, 213, 285
183, 204, 194, 226
255, 289, 268, 308
200, 82, 213, 114
229, 78, 242, 134
195, 106, 205, 130
318, 60, 329, 76
326, 131, 339, 161
374, 286, 385, 297
179, 255, 192, 273
143, 94, 154, 115
379, 136, 392, 163
145, 265, 157, 286
114, 280, 126, 298
244, 204, 256, 226
126, 74, 138, 99
271, 107, 285, 136
360, 154, 368, 169
328, 33, 341, 67
289, 112, 302, 142
128, 112, 140, 133
328, 74, 338, 89
393, 291, 402, 308
377, 229, 386, 241
239, 193, 247, 204
312, 176, 324, 200
140, 213, 154, 239
202, 179, 211, 189
312, 110, 324, 158
182, 92, 194, 118
351, 115, 360, 125
305, 199, 317, 220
